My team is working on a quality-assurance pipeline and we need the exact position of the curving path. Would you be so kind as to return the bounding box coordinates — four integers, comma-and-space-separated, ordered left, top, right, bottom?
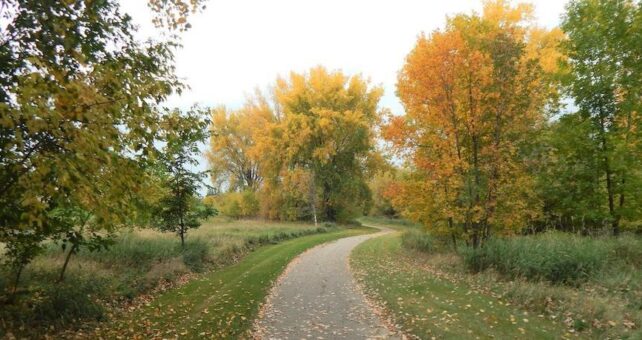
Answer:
254, 227, 400, 339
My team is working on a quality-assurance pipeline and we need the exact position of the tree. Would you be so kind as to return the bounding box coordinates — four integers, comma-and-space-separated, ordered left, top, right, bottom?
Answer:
153, 111, 216, 247
387, 1, 562, 247
49, 205, 114, 283
268, 67, 384, 222
535, 113, 609, 233
368, 168, 399, 218
0, 0, 205, 290
207, 68, 384, 223
207, 94, 274, 192
561, 0, 642, 235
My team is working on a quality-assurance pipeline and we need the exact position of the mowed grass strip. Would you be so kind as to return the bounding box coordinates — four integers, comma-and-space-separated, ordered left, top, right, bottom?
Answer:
1, 219, 339, 337
93, 227, 374, 339
351, 233, 571, 340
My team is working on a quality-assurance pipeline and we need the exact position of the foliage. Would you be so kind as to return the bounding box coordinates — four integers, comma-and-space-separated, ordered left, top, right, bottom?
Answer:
367, 170, 399, 217
207, 97, 274, 192
208, 67, 384, 223
0, 0, 204, 292
386, 1, 563, 246
259, 168, 315, 221
211, 191, 260, 219
152, 111, 217, 247
534, 113, 609, 233
268, 67, 382, 222
557, 0, 642, 235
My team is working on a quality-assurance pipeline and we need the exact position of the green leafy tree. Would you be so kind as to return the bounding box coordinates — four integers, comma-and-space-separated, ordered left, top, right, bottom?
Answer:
536, 113, 608, 233
561, 0, 642, 235
153, 111, 216, 247
0, 0, 204, 291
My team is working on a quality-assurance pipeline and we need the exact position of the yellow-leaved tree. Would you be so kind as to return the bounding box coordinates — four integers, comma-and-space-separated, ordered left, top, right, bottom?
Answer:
207, 93, 275, 192
208, 67, 384, 223
267, 67, 383, 223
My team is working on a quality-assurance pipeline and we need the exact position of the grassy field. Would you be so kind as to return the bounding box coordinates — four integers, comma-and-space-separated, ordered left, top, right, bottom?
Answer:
353, 218, 642, 339
351, 233, 570, 339
0, 218, 354, 337
86, 226, 374, 339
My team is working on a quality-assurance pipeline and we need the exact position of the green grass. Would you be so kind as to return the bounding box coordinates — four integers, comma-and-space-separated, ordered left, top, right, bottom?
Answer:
351, 233, 571, 339
89, 226, 374, 339
353, 223, 642, 339
358, 216, 422, 230
0, 218, 345, 337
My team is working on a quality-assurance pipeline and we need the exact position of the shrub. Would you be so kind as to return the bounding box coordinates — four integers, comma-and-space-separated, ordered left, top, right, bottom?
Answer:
240, 191, 260, 217
462, 232, 608, 285
401, 229, 434, 253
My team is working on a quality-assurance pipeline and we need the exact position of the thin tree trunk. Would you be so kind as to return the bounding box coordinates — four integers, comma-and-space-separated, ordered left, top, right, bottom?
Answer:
598, 114, 619, 236
57, 244, 78, 283
449, 217, 458, 253
309, 170, 318, 226
604, 163, 618, 235
12, 264, 24, 296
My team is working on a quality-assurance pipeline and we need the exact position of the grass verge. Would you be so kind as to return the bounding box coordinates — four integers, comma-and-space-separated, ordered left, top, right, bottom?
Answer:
351, 233, 572, 339
0, 219, 339, 337
84, 226, 374, 339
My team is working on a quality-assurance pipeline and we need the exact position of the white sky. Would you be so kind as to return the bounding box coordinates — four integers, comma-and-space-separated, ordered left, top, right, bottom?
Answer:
121, 0, 569, 115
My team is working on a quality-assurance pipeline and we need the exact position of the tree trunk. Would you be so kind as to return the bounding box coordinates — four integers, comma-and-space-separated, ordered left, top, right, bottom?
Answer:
12, 264, 24, 296
57, 244, 78, 283
309, 170, 318, 226
598, 114, 619, 236
180, 228, 185, 248
604, 164, 618, 235
471, 224, 480, 249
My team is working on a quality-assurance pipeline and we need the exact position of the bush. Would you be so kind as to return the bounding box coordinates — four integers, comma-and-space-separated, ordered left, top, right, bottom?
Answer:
240, 191, 260, 217
214, 191, 261, 219
401, 229, 434, 253
323, 222, 337, 229
462, 232, 608, 285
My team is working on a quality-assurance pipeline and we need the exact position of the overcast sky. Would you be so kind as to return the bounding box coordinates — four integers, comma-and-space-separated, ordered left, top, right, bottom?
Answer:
121, 0, 569, 115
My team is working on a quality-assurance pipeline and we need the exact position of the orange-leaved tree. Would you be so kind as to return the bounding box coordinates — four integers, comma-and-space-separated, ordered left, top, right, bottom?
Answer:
386, 1, 562, 247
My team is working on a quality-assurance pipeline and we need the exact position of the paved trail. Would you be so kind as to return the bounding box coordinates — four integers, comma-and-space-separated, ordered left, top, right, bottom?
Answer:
255, 227, 400, 339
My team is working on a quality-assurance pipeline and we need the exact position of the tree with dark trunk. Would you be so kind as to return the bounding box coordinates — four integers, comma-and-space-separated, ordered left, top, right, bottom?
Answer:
152, 110, 217, 247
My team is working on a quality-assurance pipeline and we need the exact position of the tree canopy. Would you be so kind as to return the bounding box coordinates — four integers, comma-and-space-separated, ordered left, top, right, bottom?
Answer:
386, 0, 563, 246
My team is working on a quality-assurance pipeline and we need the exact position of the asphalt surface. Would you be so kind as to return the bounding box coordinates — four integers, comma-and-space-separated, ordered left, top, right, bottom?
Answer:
255, 228, 400, 339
